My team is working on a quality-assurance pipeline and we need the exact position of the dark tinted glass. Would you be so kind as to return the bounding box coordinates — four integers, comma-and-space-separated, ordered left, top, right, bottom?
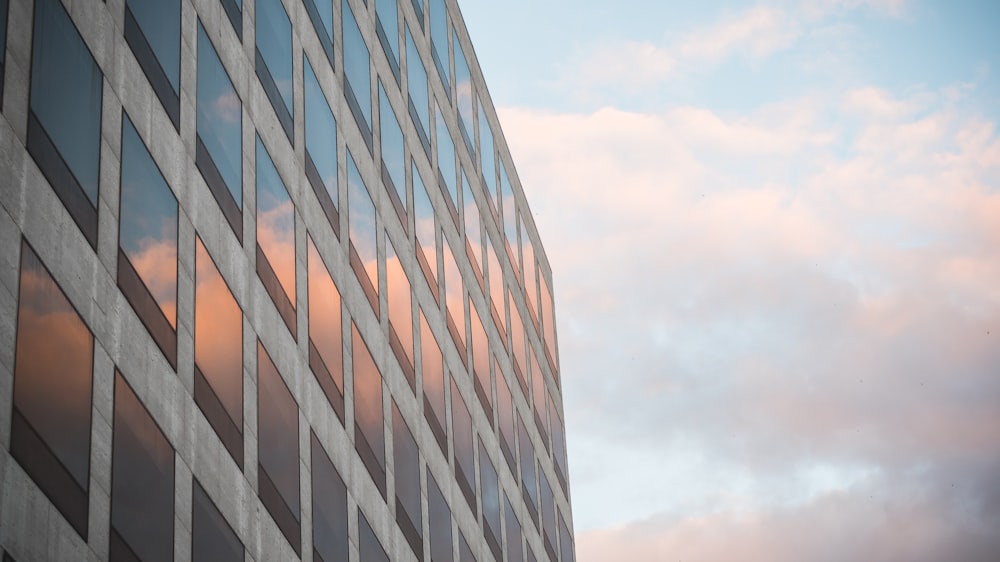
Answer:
125, 0, 181, 125
405, 26, 429, 142
352, 323, 386, 491
427, 469, 454, 562
427, 0, 448, 90
436, 101, 458, 211
197, 23, 242, 206
392, 402, 421, 547
420, 309, 446, 447
304, 56, 339, 225
111, 372, 174, 562
348, 151, 378, 297
307, 236, 345, 414
256, 136, 297, 312
518, 417, 538, 516
442, 235, 464, 350
11, 242, 93, 536
380, 83, 406, 212
256, 0, 293, 129
386, 236, 415, 375
559, 512, 575, 562
192, 479, 244, 562
311, 432, 349, 562
343, 0, 372, 135
359, 510, 389, 562
458, 531, 476, 562
451, 378, 475, 508
479, 442, 501, 558
505, 493, 524, 562
454, 31, 474, 153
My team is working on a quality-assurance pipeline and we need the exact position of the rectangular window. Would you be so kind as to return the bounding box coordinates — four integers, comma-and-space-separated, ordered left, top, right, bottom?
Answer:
530, 348, 549, 449
499, 164, 520, 279
303, 0, 334, 65
386, 235, 415, 390
518, 416, 539, 525
486, 234, 506, 347
392, 402, 422, 556
435, 100, 459, 224
359, 510, 390, 562
221, 0, 242, 38
195, 237, 244, 468
427, 0, 449, 99
110, 372, 174, 562
478, 104, 498, 221
451, 377, 476, 510
454, 31, 475, 154
193, 479, 244, 562
462, 171, 485, 292
256, 136, 297, 336
11, 240, 93, 538
496, 363, 516, 474
468, 299, 492, 420
410, 0, 424, 29
343, 0, 373, 151
520, 214, 538, 325
413, 162, 439, 303
118, 112, 179, 369
459, 531, 476, 562
124, 0, 181, 128
479, 442, 502, 560
420, 308, 447, 453
509, 290, 528, 398
405, 25, 431, 157
540, 272, 559, 378
348, 150, 380, 316
196, 22, 243, 240
0, 0, 7, 103
27, 0, 103, 248
375, 0, 400, 83
559, 512, 575, 562
427, 468, 453, 562
307, 235, 345, 422
311, 432, 349, 562
505, 493, 524, 562
540, 470, 557, 561
304, 55, 340, 236
442, 234, 465, 354
550, 396, 569, 493
256, 0, 294, 140
257, 342, 301, 556
353, 323, 386, 498
380, 82, 407, 226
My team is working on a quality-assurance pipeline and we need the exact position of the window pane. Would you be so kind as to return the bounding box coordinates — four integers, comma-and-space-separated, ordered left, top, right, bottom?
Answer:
478, 104, 496, 208
111, 372, 174, 562
405, 26, 429, 141
540, 470, 557, 559
304, 56, 339, 231
454, 31, 474, 153
427, 469, 454, 562
505, 493, 524, 562
519, 215, 537, 315
311, 432, 349, 562
559, 511, 575, 562
359, 510, 389, 562
348, 151, 378, 294
420, 309, 446, 448
550, 396, 568, 488
413, 162, 438, 295
197, 23, 243, 208
343, 0, 372, 135
442, 234, 464, 348
469, 300, 491, 412
486, 235, 505, 343
458, 531, 476, 562
256, 0, 293, 114
518, 417, 538, 518
11, 242, 93, 536
509, 290, 527, 394
427, 0, 448, 90
0, 0, 7, 97
462, 171, 483, 276
436, 100, 458, 211
125, 0, 181, 125
375, 0, 399, 66
496, 365, 516, 473
386, 236, 415, 376
479, 442, 501, 559
307, 236, 345, 415
193, 479, 244, 562
530, 348, 548, 444
499, 164, 518, 276
379, 83, 406, 212
392, 402, 422, 555
257, 342, 301, 554
303, 0, 334, 62
353, 323, 386, 493
256, 136, 297, 308
540, 272, 558, 376
451, 377, 475, 509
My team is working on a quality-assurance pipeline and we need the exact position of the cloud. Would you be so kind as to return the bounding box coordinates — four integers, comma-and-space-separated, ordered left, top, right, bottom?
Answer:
677, 6, 801, 61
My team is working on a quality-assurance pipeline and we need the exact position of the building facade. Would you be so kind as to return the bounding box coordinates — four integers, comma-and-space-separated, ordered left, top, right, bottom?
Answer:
0, 0, 573, 560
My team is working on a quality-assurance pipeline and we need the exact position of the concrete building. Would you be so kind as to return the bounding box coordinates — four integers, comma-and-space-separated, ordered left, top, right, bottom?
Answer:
0, 0, 573, 560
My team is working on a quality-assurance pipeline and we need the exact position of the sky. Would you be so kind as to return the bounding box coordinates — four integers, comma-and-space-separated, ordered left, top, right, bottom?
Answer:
459, 1, 1000, 560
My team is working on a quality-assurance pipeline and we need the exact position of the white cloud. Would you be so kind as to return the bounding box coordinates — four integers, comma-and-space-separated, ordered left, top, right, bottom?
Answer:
677, 6, 801, 61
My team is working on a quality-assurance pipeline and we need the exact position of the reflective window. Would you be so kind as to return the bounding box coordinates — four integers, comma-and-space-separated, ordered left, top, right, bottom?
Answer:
540, 470, 557, 560
386, 236, 415, 389
193, 479, 244, 562
505, 493, 524, 562
348, 151, 379, 314
459, 531, 476, 562
427, 0, 449, 96
307, 236, 345, 421
304, 56, 340, 235
550, 395, 568, 491
462, 171, 484, 289
451, 377, 476, 509
442, 234, 465, 351
118, 113, 178, 368
559, 511, 575, 562
410, 0, 424, 28
380, 82, 407, 224
519, 214, 538, 319
196, 23, 243, 239
110, 372, 174, 562
353, 323, 386, 497
405, 25, 430, 155
509, 290, 528, 397
518, 417, 539, 523
528, 547, 537, 562
359, 510, 389, 562
478, 104, 498, 215
27, 0, 102, 247
454, 31, 475, 154
392, 402, 422, 556
343, 0, 372, 148
486, 235, 506, 345
0, 0, 6, 101
540, 272, 558, 378
496, 364, 516, 474
256, 136, 297, 336
221, 0, 242, 37
413, 162, 438, 300
427, 469, 453, 562
436, 100, 459, 218
11, 241, 92, 537
124, 0, 181, 127
469, 300, 492, 417
420, 309, 447, 452
303, 0, 334, 64
499, 164, 519, 279
375, 0, 400, 81
195, 237, 244, 467
530, 348, 549, 447
257, 342, 301, 555
311, 432, 349, 562
256, 0, 293, 139
479, 442, 502, 560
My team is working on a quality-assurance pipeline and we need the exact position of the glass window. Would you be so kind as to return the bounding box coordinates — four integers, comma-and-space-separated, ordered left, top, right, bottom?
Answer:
496, 363, 516, 474
379, 82, 407, 224
303, 0, 334, 64
442, 234, 465, 351
10, 240, 92, 537
359, 510, 389, 562
468, 299, 491, 417
375, 0, 400, 82
518, 417, 539, 524
459, 531, 476, 562
124, 0, 181, 128
353, 323, 386, 497
410, 0, 424, 28
427, 0, 449, 96
405, 25, 430, 156
520, 214, 538, 320
304, 55, 340, 235
307, 235, 345, 421
343, 0, 372, 149
505, 493, 524, 562
540, 272, 558, 378
451, 377, 475, 510
348, 150, 379, 315
559, 512, 575, 562
110, 372, 174, 562
478, 104, 498, 216
550, 395, 568, 491
392, 402, 422, 556
27, 0, 103, 247
420, 308, 447, 452
118, 113, 179, 368
509, 289, 528, 397
256, 136, 297, 336
530, 348, 549, 447
436, 100, 459, 219
499, 164, 519, 279
195, 237, 244, 467
462, 170, 484, 290
196, 22, 243, 239
221, 0, 242, 38
454, 31, 475, 154
255, 0, 293, 139
311, 432, 349, 562
386, 235, 415, 389
193, 479, 244, 562
479, 442, 502, 560
257, 342, 301, 555
427, 468, 453, 562
486, 234, 506, 346
0, 0, 7, 102
413, 162, 438, 300
540, 470, 557, 560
